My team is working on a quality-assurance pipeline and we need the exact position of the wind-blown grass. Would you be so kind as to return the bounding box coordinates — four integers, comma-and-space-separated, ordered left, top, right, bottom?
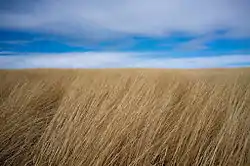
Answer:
0, 68, 250, 166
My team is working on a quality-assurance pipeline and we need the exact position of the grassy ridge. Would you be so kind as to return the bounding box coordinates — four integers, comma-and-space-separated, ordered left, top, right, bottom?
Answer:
0, 69, 250, 166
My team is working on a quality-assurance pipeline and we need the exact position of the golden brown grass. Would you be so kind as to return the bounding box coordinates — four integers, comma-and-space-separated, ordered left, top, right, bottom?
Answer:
0, 68, 250, 166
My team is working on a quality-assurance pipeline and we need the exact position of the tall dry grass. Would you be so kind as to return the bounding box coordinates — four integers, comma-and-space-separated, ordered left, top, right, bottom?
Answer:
0, 68, 250, 166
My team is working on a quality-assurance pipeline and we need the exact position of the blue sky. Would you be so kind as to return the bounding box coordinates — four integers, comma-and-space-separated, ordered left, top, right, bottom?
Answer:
0, 0, 250, 68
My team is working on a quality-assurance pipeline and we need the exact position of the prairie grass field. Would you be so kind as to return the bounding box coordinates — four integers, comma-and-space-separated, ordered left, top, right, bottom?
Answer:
0, 68, 250, 166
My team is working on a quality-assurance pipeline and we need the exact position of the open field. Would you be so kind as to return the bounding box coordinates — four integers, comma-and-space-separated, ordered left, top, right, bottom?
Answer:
0, 68, 250, 166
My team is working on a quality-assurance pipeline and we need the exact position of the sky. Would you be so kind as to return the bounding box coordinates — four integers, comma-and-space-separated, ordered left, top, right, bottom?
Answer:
0, 0, 250, 68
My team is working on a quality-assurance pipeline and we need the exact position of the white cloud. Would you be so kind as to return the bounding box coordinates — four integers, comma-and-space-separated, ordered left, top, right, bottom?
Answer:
0, 0, 249, 38
134, 55, 250, 68
0, 52, 249, 69
0, 52, 140, 68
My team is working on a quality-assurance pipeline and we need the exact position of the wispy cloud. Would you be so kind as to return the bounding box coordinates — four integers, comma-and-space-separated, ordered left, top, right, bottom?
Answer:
0, 51, 17, 55
0, 0, 249, 40
175, 33, 219, 51
0, 40, 32, 45
0, 52, 249, 69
